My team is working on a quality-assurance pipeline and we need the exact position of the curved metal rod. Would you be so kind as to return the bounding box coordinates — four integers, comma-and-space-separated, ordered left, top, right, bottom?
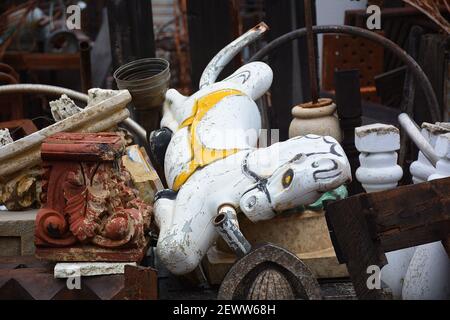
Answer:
199, 22, 269, 89
0, 84, 147, 141
250, 25, 441, 123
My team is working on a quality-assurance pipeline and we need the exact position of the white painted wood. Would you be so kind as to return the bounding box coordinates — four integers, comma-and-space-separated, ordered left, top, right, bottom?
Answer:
54, 262, 136, 278
410, 123, 450, 183
354, 124, 409, 298
429, 133, 450, 180
355, 124, 403, 193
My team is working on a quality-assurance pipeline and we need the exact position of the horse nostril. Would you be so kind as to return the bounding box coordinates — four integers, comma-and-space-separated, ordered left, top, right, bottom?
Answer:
246, 195, 257, 209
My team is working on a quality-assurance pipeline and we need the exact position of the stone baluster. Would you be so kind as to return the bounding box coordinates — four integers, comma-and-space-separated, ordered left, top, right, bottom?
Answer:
355, 124, 403, 193
410, 123, 450, 183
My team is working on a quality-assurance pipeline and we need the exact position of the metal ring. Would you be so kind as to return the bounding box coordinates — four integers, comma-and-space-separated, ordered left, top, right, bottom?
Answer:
250, 25, 441, 122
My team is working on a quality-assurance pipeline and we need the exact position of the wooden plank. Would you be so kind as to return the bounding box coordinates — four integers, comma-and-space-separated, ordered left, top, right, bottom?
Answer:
3, 52, 80, 71
326, 177, 450, 299
325, 194, 387, 300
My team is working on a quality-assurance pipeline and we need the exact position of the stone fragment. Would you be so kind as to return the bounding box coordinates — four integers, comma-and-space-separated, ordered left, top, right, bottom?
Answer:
0, 129, 13, 146
54, 262, 137, 278
88, 88, 118, 107
49, 94, 81, 121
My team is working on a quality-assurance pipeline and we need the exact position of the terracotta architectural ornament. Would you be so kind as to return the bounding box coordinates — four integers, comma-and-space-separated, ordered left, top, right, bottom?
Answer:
217, 243, 322, 300
34, 132, 152, 262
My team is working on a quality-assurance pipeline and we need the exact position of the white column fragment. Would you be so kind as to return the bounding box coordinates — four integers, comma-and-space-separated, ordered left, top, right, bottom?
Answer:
410, 123, 450, 183
355, 123, 406, 299
355, 123, 403, 193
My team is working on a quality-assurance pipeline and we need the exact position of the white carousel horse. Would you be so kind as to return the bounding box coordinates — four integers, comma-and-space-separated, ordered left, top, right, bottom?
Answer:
151, 24, 351, 275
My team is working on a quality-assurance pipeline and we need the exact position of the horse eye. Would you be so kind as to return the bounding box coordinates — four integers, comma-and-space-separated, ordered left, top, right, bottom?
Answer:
282, 169, 294, 188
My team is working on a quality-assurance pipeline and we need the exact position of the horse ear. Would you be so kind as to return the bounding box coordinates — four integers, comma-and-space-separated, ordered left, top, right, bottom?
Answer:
223, 62, 273, 100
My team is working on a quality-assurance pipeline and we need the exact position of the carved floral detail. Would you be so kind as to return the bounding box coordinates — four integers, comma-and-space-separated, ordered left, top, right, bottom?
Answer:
34, 132, 152, 252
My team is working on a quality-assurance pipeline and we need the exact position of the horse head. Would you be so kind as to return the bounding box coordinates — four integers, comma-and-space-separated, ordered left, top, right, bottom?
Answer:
239, 135, 352, 222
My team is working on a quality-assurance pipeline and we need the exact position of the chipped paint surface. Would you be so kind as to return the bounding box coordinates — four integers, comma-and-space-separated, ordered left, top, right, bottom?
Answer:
35, 132, 152, 262
156, 134, 350, 275
154, 25, 351, 275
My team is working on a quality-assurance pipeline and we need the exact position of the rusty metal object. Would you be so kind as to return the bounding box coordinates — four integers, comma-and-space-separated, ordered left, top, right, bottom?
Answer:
114, 58, 170, 134
79, 41, 92, 94
34, 132, 152, 263
199, 22, 268, 89
304, 0, 319, 104
213, 205, 251, 257
322, 34, 383, 103
250, 25, 442, 123
218, 243, 322, 300
0, 256, 157, 300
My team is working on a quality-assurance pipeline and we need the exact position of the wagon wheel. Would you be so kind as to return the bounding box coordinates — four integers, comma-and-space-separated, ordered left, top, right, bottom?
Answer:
217, 243, 322, 300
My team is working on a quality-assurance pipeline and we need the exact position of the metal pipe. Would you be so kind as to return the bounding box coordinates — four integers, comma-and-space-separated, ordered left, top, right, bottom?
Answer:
79, 40, 92, 94
199, 22, 269, 89
0, 84, 147, 142
398, 113, 439, 166
213, 205, 251, 257
249, 25, 441, 123
304, 0, 319, 104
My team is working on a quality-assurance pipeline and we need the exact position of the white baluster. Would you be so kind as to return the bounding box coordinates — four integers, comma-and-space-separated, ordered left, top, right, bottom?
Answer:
428, 133, 450, 180
355, 124, 406, 299
355, 124, 403, 193
410, 123, 450, 183
402, 133, 450, 300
